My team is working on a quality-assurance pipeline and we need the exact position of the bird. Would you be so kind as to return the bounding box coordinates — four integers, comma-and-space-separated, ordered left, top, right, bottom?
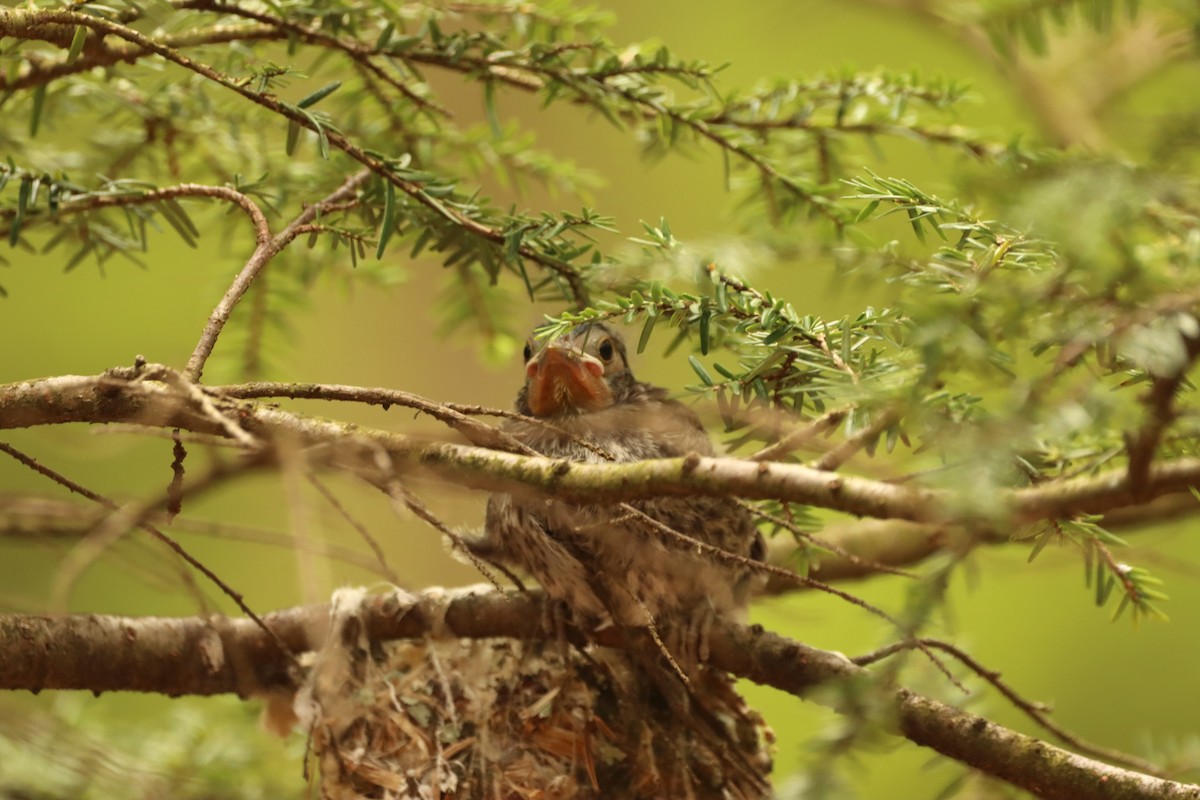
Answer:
474, 320, 772, 797
479, 320, 764, 658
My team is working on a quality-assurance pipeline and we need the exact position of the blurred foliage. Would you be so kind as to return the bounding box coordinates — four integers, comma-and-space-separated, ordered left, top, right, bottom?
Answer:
0, 696, 306, 799
3, 0, 1200, 795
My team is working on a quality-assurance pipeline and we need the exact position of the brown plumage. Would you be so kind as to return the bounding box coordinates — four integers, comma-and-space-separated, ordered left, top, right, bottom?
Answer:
475, 321, 771, 798
482, 320, 764, 645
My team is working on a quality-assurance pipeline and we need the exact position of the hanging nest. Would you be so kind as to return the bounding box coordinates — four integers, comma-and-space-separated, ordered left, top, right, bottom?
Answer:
299, 589, 773, 799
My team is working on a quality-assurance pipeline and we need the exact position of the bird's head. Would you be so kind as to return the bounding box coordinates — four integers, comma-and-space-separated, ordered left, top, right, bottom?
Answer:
516, 322, 635, 417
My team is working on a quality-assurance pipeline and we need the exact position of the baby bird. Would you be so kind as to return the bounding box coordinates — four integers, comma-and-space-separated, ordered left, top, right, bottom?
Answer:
477, 321, 772, 797
481, 321, 764, 663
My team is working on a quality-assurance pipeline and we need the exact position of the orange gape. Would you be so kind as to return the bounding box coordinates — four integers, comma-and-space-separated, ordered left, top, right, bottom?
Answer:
525, 346, 613, 416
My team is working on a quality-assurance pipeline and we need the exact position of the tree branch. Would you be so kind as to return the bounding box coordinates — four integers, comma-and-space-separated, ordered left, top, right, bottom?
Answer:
761, 492, 1200, 591
854, 637, 1168, 777
183, 169, 372, 381
0, 22, 281, 93
0, 8, 592, 307
1125, 325, 1200, 498
1, 589, 1195, 800
5, 370, 1200, 528
0, 182, 269, 234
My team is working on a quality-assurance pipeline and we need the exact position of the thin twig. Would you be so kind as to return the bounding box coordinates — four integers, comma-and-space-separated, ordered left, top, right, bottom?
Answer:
1124, 324, 1200, 498
0, 441, 207, 606
618, 502, 965, 692
0, 494, 389, 574
184, 169, 372, 381
810, 407, 902, 472
148, 365, 257, 446
307, 473, 401, 585
181, 0, 450, 118
749, 406, 850, 462
382, 479, 512, 593
0, 21, 279, 93
746, 500, 918, 580
0, 182, 269, 238
90, 423, 243, 447
853, 637, 1168, 778
212, 381, 530, 452
0, 441, 295, 665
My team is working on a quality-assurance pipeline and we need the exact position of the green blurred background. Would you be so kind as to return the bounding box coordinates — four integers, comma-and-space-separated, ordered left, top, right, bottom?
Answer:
2, 1, 1199, 797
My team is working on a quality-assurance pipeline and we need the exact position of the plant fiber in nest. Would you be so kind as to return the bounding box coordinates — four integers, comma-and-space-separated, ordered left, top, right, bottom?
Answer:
301, 588, 773, 799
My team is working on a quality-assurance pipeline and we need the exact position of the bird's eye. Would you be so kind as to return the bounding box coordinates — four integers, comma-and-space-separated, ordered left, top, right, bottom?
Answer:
598, 338, 614, 362
523, 343, 533, 362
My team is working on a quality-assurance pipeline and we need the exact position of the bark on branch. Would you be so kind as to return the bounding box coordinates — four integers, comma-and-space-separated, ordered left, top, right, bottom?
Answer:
3, 369, 1200, 526
1, 589, 1195, 800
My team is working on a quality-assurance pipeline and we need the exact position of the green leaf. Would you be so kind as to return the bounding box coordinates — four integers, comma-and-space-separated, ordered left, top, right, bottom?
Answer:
905, 207, 926, 242
1140, 601, 1168, 622
1026, 528, 1052, 563
483, 81, 502, 139
9, 178, 30, 247
638, 311, 657, 354
285, 119, 301, 156
375, 179, 396, 259
763, 324, 793, 345
410, 227, 434, 258
712, 361, 737, 380
313, 119, 330, 159
62, 241, 95, 273
29, 84, 47, 137
1112, 592, 1132, 622
1096, 569, 1114, 607
1082, 540, 1094, 586
1019, 12, 1047, 56
296, 81, 342, 109
840, 315, 852, 365
854, 199, 880, 223
388, 34, 422, 53
67, 25, 88, 63
158, 201, 198, 248
374, 22, 394, 52
699, 304, 711, 354
689, 355, 714, 386
512, 256, 534, 300
788, 545, 810, 578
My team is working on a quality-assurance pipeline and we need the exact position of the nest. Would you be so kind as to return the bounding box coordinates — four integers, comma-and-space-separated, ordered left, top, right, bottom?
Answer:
301, 590, 772, 799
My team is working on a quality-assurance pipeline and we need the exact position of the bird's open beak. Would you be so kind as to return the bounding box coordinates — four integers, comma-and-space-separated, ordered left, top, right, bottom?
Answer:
525, 345, 612, 416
